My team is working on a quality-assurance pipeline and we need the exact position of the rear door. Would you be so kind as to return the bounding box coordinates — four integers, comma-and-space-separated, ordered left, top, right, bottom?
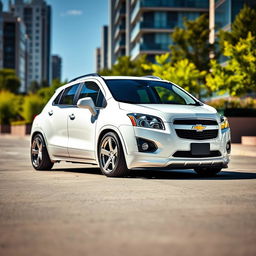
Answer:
43, 83, 80, 157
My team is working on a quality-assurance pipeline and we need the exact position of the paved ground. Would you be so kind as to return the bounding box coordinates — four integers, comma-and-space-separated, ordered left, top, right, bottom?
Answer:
0, 137, 255, 256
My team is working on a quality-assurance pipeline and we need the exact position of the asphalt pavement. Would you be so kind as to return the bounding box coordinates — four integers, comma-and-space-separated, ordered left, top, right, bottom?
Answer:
0, 136, 256, 256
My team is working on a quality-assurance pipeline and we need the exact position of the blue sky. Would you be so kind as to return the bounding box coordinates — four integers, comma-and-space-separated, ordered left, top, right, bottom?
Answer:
2, 0, 108, 81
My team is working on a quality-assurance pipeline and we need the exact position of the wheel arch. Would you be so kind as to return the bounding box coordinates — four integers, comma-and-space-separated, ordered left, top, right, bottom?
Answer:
30, 128, 48, 146
96, 126, 128, 165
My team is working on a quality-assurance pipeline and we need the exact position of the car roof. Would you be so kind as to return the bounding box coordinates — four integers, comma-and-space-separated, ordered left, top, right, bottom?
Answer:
102, 76, 163, 81
55, 75, 171, 94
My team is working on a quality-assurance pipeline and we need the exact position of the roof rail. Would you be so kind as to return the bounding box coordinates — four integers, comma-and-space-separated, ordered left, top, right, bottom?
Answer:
68, 73, 101, 83
142, 75, 162, 80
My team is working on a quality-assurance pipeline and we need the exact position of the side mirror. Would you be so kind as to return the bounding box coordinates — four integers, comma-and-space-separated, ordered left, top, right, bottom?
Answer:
77, 97, 97, 116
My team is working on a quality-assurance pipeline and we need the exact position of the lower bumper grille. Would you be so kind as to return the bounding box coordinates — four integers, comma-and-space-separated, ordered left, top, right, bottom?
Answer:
173, 150, 221, 158
175, 129, 218, 140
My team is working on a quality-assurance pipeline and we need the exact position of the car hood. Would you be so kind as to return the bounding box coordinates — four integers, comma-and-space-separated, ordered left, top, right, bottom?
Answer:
119, 102, 219, 123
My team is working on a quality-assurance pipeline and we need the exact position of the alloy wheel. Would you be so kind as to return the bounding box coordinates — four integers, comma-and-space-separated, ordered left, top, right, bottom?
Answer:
100, 136, 118, 173
31, 137, 43, 168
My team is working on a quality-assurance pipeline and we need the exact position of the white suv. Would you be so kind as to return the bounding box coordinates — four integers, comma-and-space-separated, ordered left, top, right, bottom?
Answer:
30, 74, 231, 177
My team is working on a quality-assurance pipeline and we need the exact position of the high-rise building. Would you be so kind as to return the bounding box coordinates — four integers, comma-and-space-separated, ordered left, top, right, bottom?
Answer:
0, 1, 3, 68
9, 0, 51, 86
51, 55, 61, 82
109, 0, 127, 67
101, 25, 108, 70
210, 0, 256, 42
1, 11, 27, 92
95, 47, 101, 72
109, 0, 209, 67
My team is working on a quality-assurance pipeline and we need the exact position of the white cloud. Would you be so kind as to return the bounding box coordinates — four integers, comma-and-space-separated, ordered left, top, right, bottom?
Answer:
61, 10, 83, 16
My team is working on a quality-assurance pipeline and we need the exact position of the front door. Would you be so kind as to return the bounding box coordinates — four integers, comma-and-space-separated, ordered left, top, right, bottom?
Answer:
67, 80, 105, 161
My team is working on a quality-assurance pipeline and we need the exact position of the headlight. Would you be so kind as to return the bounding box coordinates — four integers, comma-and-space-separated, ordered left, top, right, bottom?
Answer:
220, 116, 229, 130
127, 113, 165, 130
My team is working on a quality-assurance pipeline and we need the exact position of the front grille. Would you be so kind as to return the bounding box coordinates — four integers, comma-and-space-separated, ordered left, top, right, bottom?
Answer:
175, 129, 218, 140
174, 119, 218, 125
173, 150, 221, 158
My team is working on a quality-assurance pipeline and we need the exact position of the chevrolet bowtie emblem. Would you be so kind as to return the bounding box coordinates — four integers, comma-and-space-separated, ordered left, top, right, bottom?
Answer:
192, 124, 206, 132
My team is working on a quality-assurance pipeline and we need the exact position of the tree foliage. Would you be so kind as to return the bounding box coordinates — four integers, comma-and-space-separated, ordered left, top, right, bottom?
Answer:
22, 94, 45, 123
0, 91, 20, 124
143, 53, 206, 98
219, 5, 256, 47
206, 33, 256, 96
170, 14, 215, 71
0, 69, 21, 93
99, 55, 150, 76
36, 79, 66, 104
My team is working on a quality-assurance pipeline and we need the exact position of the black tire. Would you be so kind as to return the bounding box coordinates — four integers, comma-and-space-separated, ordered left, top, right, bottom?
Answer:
98, 132, 129, 177
194, 167, 222, 177
31, 133, 53, 170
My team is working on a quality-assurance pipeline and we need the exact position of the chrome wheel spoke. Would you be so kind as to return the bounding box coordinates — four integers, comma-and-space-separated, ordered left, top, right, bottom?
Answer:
108, 138, 113, 151
38, 151, 42, 161
32, 149, 39, 155
104, 157, 112, 170
101, 148, 110, 156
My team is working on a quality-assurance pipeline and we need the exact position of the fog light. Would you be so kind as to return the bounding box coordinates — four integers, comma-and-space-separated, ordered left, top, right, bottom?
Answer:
141, 142, 149, 151
136, 137, 157, 153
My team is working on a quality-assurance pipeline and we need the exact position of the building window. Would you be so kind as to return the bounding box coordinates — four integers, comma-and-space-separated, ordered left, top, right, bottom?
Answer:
154, 12, 167, 28
155, 33, 171, 50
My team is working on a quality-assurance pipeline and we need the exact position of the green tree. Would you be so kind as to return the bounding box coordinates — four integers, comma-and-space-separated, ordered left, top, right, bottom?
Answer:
143, 53, 206, 98
22, 94, 45, 123
36, 79, 66, 104
170, 14, 216, 71
28, 80, 40, 93
0, 69, 21, 93
99, 55, 150, 76
206, 33, 256, 96
219, 5, 256, 48
0, 91, 20, 124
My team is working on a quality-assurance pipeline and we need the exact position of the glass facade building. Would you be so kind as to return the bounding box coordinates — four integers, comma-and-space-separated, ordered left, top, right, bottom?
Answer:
109, 0, 209, 66
51, 55, 61, 82
214, 0, 256, 31
1, 12, 27, 92
10, 0, 51, 86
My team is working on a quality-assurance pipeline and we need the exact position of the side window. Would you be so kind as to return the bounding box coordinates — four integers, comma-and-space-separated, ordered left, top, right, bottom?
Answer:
59, 84, 79, 105
52, 90, 63, 105
77, 81, 104, 107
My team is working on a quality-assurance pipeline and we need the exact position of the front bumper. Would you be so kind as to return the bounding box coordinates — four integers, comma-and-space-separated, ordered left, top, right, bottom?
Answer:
120, 123, 231, 170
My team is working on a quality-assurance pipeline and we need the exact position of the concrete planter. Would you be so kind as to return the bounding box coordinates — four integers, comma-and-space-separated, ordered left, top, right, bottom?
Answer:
228, 117, 256, 143
0, 124, 11, 134
11, 124, 32, 136
241, 136, 256, 146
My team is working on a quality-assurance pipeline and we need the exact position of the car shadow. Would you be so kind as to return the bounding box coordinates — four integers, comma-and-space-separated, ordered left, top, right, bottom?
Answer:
51, 167, 256, 180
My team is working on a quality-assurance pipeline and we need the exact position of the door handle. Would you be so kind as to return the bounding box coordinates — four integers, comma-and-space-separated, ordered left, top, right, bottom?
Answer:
48, 110, 53, 116
69, 113, 75, 120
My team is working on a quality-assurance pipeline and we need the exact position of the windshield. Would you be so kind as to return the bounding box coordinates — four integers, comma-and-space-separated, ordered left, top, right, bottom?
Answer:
105, 79, 199, 105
